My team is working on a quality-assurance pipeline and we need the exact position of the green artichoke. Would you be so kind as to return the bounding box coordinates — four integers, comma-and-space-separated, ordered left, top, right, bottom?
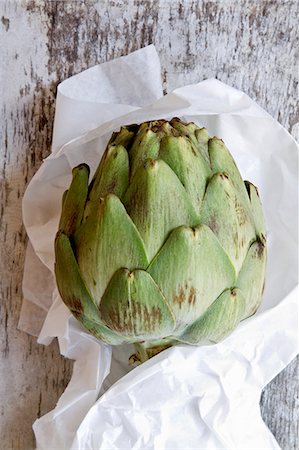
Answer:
55, 118, 266, 362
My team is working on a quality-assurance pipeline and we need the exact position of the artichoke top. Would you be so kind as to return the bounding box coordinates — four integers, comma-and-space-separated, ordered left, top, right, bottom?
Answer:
55, 118, 266, 362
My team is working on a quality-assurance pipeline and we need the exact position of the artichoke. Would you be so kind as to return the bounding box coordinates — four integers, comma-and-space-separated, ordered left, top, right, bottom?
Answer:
55, 118, 266, 362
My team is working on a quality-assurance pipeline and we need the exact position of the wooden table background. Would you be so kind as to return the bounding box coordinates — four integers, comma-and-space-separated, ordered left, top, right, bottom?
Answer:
1, 1, 298, 449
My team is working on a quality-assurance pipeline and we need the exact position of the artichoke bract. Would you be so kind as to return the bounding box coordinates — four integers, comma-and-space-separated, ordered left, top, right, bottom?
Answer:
55, 118, 267, 362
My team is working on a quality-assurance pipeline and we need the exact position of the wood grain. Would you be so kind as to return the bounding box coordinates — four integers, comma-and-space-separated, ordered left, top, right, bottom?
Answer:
1, 1, 298, 449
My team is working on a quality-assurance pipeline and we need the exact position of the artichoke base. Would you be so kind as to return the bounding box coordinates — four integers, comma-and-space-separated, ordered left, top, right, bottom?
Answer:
129, 339, 175, 364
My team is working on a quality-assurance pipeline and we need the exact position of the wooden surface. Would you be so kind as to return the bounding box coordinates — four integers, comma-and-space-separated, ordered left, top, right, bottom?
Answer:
0, 1, 298, 449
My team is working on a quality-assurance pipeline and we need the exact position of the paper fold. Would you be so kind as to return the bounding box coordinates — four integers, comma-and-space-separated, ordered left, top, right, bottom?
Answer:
20, 45, 298, 450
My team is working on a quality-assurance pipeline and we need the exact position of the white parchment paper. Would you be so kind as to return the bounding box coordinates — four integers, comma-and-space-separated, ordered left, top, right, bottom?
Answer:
20, 45, 298, 450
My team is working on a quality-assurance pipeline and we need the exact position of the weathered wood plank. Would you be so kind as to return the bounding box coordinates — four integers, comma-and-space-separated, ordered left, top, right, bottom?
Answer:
1, 1, 298, 449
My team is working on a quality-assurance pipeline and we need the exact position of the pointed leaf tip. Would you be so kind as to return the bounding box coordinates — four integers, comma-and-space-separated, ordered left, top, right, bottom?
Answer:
123, 158, 199, 261
54, 231, 127, 345
59, 163, 89, 236
100, 269, 175, 340
148, 224, 236, 332
72, 163, 90, 175
75, 193, 149, 304
177, 288, 245, 344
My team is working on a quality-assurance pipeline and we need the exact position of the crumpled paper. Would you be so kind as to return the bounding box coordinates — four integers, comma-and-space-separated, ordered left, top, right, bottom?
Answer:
20, 45, 298, 450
